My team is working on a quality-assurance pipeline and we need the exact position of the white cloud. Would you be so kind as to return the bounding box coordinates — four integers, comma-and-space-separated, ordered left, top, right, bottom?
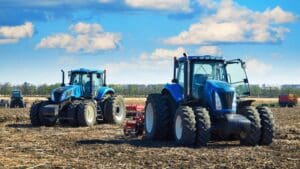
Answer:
36, 22, 121, 53
196, 46, 222, 56
0, 22, 34, 44
124, 0, 191, 12
164, 0, 296, 45
105, 47, 185, 84
246, 58, 272, 75
141, 47, 186, 60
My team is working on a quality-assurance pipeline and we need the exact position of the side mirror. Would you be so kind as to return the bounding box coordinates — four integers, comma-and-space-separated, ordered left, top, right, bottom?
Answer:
172, 79, 178, 83
244, 78, 248, 83
97, 73, 101, 79
241, 62, 246, 69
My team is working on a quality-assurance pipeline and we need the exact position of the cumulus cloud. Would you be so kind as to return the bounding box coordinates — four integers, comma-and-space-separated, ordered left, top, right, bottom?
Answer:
164, 0, 296, 45
196, 46, 222, 56
124, 0, 191, 12
0, 22, 34, 44
36, 22, 121, 53
105, 47, 185, 84
246, 58, 272, 75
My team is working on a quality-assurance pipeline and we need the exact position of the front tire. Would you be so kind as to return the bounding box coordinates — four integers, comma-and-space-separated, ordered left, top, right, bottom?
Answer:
103, 95, 126, 124
238, 106, 261, 146
257, 107, 275, 145
193, 107, 211, 147
38, 101, 57, 127
77, 101, 97, 127
30, 102, 42, 126
174, 106, 196, 146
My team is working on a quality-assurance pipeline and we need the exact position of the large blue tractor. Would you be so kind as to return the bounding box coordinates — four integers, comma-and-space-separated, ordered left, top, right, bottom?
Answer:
144, 54, 275, 146
30, 68, 126, 127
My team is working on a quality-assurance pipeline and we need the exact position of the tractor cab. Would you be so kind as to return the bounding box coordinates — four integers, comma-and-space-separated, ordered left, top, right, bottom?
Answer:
51, 68, 112, 103
68, 69, 106, 98
170, 54, 250, 114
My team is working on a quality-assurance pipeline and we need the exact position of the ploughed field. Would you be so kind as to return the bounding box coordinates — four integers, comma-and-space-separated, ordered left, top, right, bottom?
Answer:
0, 99, 299, 168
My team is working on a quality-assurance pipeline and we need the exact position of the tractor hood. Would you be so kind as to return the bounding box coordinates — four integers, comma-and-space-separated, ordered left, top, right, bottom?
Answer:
204, 80, 236, 114
51, 85, 82, 103
205, 80, 235, 93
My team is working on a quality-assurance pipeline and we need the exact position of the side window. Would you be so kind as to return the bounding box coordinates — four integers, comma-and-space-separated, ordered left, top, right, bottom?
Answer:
93, 73, 104, 89
177, 63, 184, 87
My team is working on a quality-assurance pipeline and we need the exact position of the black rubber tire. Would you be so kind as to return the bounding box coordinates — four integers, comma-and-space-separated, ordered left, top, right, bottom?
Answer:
30, 102, 42, 126
38, 101, 57, 127
238, 106, 261, 146
193, 107, 211, 147
10, 99, 24, 108
144, 94, 166, 140
159, 94, 178, 139
103, 95, 126, 124
77, 101, 97, 127
58, 105, 69, 126
257, 107, 275, 145
67, 103, 79, 127
174, 106, 196, 146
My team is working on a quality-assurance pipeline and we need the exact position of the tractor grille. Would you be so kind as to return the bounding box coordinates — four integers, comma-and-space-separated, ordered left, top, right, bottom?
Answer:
219, 92, 234, 109
53, 91, 63, 102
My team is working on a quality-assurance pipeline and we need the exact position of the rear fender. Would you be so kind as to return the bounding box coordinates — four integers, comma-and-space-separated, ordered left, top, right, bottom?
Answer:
96, 87, 115, 100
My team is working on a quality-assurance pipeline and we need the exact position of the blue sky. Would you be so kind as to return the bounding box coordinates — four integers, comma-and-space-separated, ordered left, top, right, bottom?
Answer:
0, 0, 299, 85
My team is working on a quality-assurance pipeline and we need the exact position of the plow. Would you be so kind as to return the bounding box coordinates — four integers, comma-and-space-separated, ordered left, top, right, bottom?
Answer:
123, 105, 145, 137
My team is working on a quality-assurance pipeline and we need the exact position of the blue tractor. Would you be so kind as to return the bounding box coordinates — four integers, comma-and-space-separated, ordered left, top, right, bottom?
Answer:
30, 68, 126, 127
144, 54, 275, 146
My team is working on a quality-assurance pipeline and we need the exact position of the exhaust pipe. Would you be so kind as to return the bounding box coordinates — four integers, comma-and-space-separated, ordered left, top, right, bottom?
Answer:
61, 70, 65, 87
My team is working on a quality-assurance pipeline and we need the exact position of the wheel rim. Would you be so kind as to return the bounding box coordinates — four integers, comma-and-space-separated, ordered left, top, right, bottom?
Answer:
86, 105, 95, 123
175, 115, 183, 140
114, 104, 124, 121
145, 103, 154, 133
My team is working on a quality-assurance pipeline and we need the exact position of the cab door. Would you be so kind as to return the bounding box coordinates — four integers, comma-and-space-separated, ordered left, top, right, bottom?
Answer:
226, 59, 250, 97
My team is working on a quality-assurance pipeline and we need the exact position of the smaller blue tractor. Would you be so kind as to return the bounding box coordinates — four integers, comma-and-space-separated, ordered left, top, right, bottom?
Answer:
10, 90, 26, 108
30, 68, 126, 127
144, 54, 275, 146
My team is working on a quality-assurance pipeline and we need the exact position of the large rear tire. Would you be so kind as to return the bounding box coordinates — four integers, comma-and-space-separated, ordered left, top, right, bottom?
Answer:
257, 107, 275, 145
174, 106, 196, 146
193, 107, 211, 147
144, 94, 165, 140
103, 95, 126, 124
238, 106, 261, 146
77, 101, 97, 127
159, 94, 178, 139
30, 102, 42, 126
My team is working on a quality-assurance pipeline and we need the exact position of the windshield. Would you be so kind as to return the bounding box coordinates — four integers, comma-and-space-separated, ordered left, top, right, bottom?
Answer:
12, 91, 21, 97
192, 61, 227, 82
191, 61, 227, 99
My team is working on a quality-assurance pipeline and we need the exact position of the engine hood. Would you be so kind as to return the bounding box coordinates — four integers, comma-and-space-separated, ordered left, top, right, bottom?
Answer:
205, 80, 235, 93
51, 85, 82, 102
204, 80, 236, 114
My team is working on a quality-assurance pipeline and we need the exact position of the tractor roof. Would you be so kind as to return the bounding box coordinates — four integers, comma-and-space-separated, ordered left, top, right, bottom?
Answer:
178, 55, 224, 62
71, 68, 104, 74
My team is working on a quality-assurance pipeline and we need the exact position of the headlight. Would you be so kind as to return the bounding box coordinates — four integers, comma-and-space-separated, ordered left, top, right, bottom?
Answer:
51, 92, 55, 101
215, 92, 222, 110
232, 92, 237, 110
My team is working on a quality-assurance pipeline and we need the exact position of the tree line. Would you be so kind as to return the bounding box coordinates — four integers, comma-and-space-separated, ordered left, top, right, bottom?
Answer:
0, 82, 299, 98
